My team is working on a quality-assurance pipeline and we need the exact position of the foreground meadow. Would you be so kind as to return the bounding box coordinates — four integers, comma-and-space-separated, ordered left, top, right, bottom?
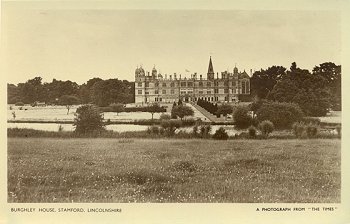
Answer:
8, 138, 340, 203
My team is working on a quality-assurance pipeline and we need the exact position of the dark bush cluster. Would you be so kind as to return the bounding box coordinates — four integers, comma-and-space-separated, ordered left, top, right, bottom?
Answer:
212, 127, 229, 140
197, 99, 218, 115
256, 101, 304, 129
248, 125, 257, 138
336, 125, 341, 138
292, 122, 319, 138
160, 120, 182, 136
192, 124, 212, 138
258, 120, 274, 137
159, 113, 171, 120
300, 117, 321, 125
233, 106, 252, 129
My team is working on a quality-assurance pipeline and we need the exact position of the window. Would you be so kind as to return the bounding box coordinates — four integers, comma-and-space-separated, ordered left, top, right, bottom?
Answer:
162, 82, 167, 87
199, 91, 203, 94
242, 82, 246, 94
138, 82, 142, 87
232, 81, 236, 86
138, 90, 142, 94
155, 97, 158, 102
187, 82, 193, 87
214, 89, 219, 94
162, 90, 166, 94
214, 82, 218, 87
145, 91, 149, 95
207, 91, 211, 94
224, 81, 229, 87
145, 82, 149, 87
170, 82, 175, 87
155, 90, 159, 94
207, 82, 211, 87
155, 82, 159, 87
199, 82, 203, 87
181, 82, 186, 87
224, 89, 228, 93
171, 89, 175, 94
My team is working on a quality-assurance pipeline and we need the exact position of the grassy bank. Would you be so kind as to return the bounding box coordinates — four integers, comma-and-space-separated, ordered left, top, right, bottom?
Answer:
8, 138, 340, 203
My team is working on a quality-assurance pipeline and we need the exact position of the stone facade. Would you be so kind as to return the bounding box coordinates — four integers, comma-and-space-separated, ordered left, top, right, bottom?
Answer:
135, 57, 250, 104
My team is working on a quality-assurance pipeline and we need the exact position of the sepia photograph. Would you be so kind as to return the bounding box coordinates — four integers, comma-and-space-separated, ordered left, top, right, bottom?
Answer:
1, 0, 350, 223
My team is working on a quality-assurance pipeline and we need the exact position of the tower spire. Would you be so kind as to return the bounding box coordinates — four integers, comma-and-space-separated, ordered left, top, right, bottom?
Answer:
207, 56, 214, 80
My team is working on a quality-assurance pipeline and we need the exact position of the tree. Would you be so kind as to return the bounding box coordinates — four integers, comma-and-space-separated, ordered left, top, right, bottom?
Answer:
250, 66, 286, 99
147, 103, 164, 120
59, 95, 80, 114
91, 79, 134, 107
7, 84, 20, 104
267, 62, 332, 116
110, 103, 125, 115
233, 106, 252, 128
256, 101, 304, 129
312, 62, 341, 110
73, 105, 105, 134
216, 104, 233, 119
171, 105, 194, 120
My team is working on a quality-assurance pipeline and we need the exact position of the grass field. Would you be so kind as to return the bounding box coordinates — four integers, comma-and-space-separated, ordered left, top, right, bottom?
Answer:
8, 138, 340, 203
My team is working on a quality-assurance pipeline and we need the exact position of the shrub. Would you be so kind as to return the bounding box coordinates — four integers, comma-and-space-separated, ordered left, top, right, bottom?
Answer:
305, 123, 318, 138
160, 120, 181, 136
216, 104, 233, 118
192, 125, 199, 137
212, 127, 229, 140
248, 125, 257, 138
233, 106, 252, 129
15, 102, 24, 106
256, 101, 304, 129
197, 99, 218, 114
259, 120, 274, 137
147, 125, 160, 135
159, 113, 171, 120
199, 125, 212, 138
171, 105, 194, 120
73, 105, 105, 134
292, 122, 319, 138
292, 122, 306, 138
336, 125, 341, 138
181, 118, 196, 126
301, 117, 321, 125
110, 103, 125, 115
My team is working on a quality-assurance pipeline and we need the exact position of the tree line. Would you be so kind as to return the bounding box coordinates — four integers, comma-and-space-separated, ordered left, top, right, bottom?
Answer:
7, 77, 135, 107
250, 62, 341, 116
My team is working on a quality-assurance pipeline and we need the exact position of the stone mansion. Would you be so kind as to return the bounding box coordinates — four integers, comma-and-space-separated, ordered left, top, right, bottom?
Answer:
134, 57, 251, 104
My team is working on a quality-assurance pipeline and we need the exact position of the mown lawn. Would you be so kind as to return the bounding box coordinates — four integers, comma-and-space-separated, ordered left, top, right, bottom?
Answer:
8, 138, 340, 203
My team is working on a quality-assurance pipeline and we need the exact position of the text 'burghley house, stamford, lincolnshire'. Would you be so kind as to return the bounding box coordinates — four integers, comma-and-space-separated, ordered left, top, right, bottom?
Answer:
134, 57, 251, 104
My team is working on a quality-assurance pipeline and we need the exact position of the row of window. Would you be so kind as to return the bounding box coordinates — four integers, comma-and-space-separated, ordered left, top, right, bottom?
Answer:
138, 80, 249, 88
138, 88, 250, 95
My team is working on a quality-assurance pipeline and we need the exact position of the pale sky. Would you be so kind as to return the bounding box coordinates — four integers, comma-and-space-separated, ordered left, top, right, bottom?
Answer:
2, 3, 341, 84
